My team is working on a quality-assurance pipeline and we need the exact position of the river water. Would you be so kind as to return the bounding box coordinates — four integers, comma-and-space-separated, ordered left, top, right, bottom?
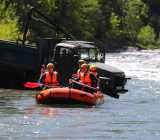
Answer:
0, 50, 160, 140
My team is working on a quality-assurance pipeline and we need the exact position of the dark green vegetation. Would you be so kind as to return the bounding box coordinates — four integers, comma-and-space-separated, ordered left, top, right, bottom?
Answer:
0, 0, 159, 49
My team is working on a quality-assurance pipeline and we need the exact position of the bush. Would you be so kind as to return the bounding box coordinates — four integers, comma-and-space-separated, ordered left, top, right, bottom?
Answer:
0, 2, 21, 41
0, 19, 20, 41
137, 25, 156, 46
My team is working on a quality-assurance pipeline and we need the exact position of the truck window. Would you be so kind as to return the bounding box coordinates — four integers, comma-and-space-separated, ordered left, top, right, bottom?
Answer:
97, 50, 105, 62
80, 48, 97, 62
80, 49, 89, 59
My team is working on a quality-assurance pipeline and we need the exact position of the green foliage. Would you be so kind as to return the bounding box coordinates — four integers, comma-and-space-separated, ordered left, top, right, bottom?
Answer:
53, 0, 84, 38
53, 0, 100, 40
0, 1, 16, 20
0, 19, 20, 41
123, 0, 148, 40
110, 12, 120, 30
143, 0, 160, 40
81, 0, 101, 40
0, 1, 21, 40
106, 12, 122, 43
110, 12, 122, 38
0, 0, 159, 49
137, 25, 156, 47
96, 0, 113, 39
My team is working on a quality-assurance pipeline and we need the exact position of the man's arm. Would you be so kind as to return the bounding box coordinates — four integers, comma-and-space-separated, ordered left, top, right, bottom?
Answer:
39, 73, 46, 83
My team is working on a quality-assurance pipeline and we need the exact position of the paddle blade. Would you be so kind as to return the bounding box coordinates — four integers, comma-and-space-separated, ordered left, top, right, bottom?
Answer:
24, 82, 43, 89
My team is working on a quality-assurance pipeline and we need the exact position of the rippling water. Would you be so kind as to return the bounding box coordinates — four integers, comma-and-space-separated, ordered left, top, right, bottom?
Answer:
0, 50, 160, 140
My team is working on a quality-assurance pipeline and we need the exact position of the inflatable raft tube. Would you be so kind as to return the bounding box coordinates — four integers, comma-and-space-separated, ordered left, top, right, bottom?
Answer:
36, 87, 104, 106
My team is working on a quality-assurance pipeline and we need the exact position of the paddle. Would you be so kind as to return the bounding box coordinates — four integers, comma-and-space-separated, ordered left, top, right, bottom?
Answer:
24, 64, 46, 89
24, 81, 60, 89
70, 78, 120, 99
69, 79, 98, 94
24, 82, 43, 89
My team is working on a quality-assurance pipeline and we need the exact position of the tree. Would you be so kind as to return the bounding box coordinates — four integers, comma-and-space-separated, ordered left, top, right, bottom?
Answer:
0, 1, 20, 40
137, 25, 155, 46
123, 0, 148, 42
96, 0, 113, 40
143, 0, 160, 39
53, 0, 100, 40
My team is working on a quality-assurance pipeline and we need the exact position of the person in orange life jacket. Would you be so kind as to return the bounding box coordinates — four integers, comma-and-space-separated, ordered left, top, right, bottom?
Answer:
70, 59, 86, 81
89, 64, 98, 88
79, 63, 97, 87
39, 63, 60, 87
75, 59, 86, 79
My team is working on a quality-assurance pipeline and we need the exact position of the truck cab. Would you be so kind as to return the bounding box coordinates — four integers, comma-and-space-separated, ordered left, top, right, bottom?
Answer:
51, 40, 128, 98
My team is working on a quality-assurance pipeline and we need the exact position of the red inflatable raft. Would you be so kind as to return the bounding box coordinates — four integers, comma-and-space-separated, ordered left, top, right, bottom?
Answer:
36, 87, 104, 106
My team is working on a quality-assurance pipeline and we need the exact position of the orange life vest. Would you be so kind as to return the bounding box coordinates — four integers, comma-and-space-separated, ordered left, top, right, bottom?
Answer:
79, 72, 92, 86
44, 71, 59, 86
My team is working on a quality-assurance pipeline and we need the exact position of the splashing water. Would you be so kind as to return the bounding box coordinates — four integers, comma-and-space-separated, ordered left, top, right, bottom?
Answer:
105, 49, 160, 81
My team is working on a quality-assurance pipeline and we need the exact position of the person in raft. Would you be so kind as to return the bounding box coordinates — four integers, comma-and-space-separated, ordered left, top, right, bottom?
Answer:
71, 59, 86, 80
89, 64, 99, 88
79, 63, 98, 88
39, 63, 60, 87
77, 59, 86, 75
